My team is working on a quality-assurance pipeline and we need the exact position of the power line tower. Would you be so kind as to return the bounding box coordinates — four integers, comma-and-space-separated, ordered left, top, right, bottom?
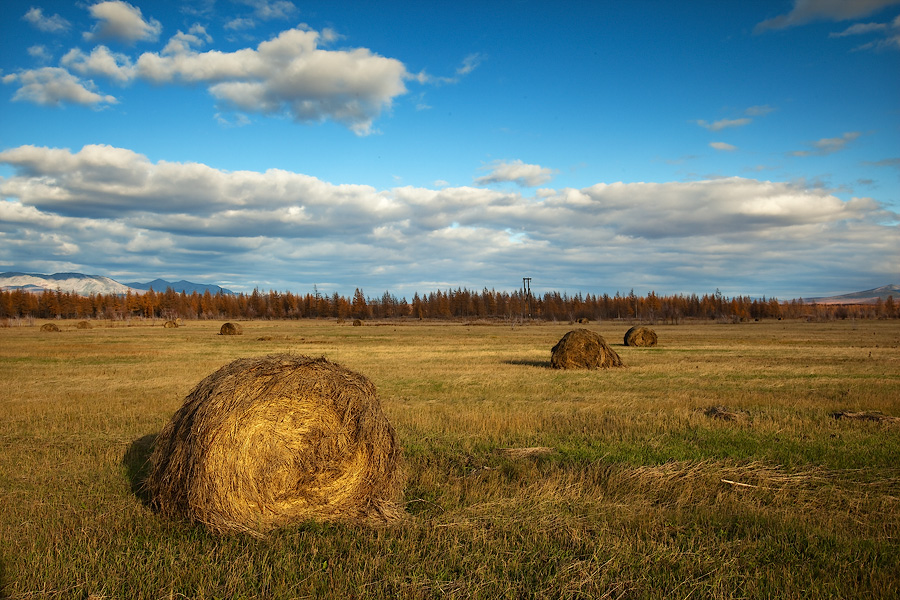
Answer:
522, 277, 532, 320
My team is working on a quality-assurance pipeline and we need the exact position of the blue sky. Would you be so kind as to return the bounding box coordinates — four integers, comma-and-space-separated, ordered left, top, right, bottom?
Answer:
1, 0, 898, 298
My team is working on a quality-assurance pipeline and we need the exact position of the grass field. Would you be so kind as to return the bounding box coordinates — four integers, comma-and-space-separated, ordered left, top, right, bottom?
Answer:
1, 318, 898, 599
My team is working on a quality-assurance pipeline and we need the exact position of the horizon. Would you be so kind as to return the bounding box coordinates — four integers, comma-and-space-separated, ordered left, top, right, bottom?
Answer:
1, 1, 898, 299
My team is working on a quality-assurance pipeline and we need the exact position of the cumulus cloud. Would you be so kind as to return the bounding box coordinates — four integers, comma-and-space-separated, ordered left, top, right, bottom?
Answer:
475, 160, 558, 187
83, 1, 163, 44
2, 67, 118, 106
755, 0, 900, 32
792, 131, 861, 156
23, 7, 71, 33
1, 144, 895, 296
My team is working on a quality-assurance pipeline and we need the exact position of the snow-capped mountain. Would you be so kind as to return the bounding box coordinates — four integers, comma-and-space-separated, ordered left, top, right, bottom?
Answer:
0, 272, 136, 295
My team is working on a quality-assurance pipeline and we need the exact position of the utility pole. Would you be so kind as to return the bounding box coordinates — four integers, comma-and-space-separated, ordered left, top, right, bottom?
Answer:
522, 277, 532, 320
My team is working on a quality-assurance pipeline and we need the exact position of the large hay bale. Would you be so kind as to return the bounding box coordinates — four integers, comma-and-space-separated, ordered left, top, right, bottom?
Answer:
550, 329, 623, 369
76, 320, 92, 329
40, 323, 60, 332
624, 326, 658, 347
219, 322, 243, 335
146, 354, 405, 537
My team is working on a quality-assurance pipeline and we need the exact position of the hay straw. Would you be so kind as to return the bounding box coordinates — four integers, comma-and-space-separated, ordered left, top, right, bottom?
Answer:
831, 410, 899, 424
146, 354, 405, 537
550, 329, 623, 370
497, 447, 554, 460
219, 322, 243, 335
623, 326, 658, 347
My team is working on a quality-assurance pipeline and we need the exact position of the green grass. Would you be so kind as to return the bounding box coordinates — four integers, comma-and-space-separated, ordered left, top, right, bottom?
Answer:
1, 318, 899, 598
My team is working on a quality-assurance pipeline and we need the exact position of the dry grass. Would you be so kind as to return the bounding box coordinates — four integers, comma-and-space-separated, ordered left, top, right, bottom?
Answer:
1, 318, 899, 599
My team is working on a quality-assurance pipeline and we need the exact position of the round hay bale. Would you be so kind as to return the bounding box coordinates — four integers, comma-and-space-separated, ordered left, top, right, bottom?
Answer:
624, 326, 658, 347
164, 320, 178, 328
550, 328, 623, 370
219, 322, 243, 335
40, 323, 60, 332
352, 319, 363, 327
75, 320, 92, 329
146, 354, 405, 536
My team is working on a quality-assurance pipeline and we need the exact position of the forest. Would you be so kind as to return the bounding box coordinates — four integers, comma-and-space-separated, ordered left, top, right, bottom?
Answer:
1, 285, 896, 322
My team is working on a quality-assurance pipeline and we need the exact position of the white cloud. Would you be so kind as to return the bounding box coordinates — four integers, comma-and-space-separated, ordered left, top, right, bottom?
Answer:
2, 67, 117, 106
756, 0, 900, 32
225, 17, 256, 31
238, 0, 298, 20
1, 144, 895, 296
475, 160, 558, 187
27, 45, 53, 63
695, 117, 751, 131
131, 27, 408, 134
710, 142, 737, 152
62, 46, 135, 83
84, 1, 162, 44
23, 7, 71, 33
792, 131, 861, 156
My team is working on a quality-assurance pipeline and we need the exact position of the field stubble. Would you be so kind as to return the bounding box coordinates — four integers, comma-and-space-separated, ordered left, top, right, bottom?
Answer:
1, 318, 898, 599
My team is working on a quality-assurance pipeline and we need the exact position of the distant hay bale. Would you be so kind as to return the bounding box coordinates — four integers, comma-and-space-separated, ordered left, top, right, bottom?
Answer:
576, 318, 590, 324
219, 322, 243, 335
831, 410, 899, 424
76, 321, 92, 329
175, 318, 183, 326
550, 329, 623, 370
146, 354, 405, 537
353, 319, 363, 327
164, 320, 178, 328
40, 323, 60, 332
624, 326, 658, 347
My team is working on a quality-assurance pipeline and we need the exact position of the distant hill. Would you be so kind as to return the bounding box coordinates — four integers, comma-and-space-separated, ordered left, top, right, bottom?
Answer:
0, 272, 135, 296
802, 284, 899, 305
0, 272, 234, 296
125, 278, 234, 295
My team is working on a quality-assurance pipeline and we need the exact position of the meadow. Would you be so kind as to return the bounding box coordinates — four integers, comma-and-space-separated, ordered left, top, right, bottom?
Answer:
1, 318, 898, 599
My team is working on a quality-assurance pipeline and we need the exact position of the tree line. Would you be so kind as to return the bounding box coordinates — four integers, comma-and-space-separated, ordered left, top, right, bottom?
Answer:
2, 285, 897, 323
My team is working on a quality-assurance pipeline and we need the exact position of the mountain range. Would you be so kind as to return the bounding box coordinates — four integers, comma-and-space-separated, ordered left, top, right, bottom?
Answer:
0, 272, 896, 303
0, 272, 234, 296
801, 284, 900, 305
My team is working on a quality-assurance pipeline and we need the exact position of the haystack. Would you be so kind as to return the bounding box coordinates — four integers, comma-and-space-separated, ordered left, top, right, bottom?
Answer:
76, 320, 92, 329
624, 326, 658, 347
164, 320, 178, 328
40, 323, 60, 332
145, 354, 405, 537
550, 329, 623, 369
219, 322, 243, 335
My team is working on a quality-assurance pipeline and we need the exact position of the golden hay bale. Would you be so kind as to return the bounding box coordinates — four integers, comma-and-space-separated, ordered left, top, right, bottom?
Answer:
76, 320, 92, 329
219, 322, 243, 335
550, 328, 623, 370
40, 323, 60, 332
624, 326, 658, 347
164, 320, 178, 328
146, 354, 405, 537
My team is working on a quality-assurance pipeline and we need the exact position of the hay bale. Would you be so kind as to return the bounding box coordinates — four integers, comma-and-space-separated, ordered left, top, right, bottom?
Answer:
146, 354, 405, 536
164, 320, 178, 328
40, 323, 60, 332
76, 320, 92, 329
550, 329, 623, 369
219, 322, 243, 335
353, 319, 363, 327
624, 326, 658, 347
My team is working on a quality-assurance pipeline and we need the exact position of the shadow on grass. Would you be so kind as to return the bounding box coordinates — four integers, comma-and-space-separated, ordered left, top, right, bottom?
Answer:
504, 359, 552, 368
123, 433, 157, 506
